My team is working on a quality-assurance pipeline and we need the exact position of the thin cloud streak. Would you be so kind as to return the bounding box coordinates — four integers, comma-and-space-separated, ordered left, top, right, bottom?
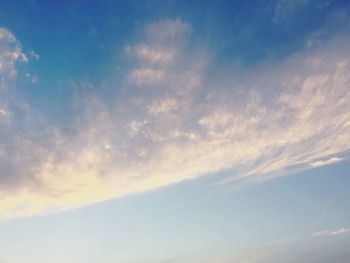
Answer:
309, 157, 345, 167
313, 227, 350, 237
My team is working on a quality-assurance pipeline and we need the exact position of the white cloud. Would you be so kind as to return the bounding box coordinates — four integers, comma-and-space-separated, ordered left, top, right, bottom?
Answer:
310, 157, 345, 168
147, 98, 180, 116
129, 68, 164, 86
128, 44, 176, 65
0, 20, 350, 220
0, 107, 8, 116
313, 228, 350, 237
127, 19, 193, 87
145, 18, 190, 42
0, 27, 28, 79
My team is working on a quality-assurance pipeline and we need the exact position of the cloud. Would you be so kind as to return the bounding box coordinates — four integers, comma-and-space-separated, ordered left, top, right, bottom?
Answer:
0, 27, 28, 79
313, 228, 350, 237
127, 44, 176, 65
144, 18, 190, 42
129, 68, 164, 86
310, 156, 345, 167
0, 28, 49, 214
246, 231, 350, 263
147, 97, 181, 116
0, 19, 349, 219
127, 19, 192, 86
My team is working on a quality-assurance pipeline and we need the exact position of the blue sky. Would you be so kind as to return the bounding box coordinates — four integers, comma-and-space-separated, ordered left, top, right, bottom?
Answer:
0, 0, 350, 262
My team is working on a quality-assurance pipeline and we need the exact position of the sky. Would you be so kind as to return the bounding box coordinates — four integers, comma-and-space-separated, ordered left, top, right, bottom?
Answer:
0, 0, 350, 262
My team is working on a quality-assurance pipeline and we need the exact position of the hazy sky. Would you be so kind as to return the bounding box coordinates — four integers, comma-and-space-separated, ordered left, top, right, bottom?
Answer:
0, 0, 350, 262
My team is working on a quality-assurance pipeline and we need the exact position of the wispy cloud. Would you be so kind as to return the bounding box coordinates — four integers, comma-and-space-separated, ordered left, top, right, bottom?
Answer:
126, 44, 176, 65
0, 18, 349, 219
310, 157, 345, 168
244, 228, 350, 263
129, 68, 165, 86
313, 227, 350, 237
144, 18, 190, 42
0, 27, 28, 79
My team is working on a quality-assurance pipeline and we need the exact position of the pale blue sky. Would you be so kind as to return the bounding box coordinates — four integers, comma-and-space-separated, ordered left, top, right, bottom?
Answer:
0, 0, 349, 262
1, 159, 350, 262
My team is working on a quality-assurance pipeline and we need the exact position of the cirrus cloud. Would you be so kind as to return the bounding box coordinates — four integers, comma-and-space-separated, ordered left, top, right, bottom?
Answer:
0, 19, 349, 220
